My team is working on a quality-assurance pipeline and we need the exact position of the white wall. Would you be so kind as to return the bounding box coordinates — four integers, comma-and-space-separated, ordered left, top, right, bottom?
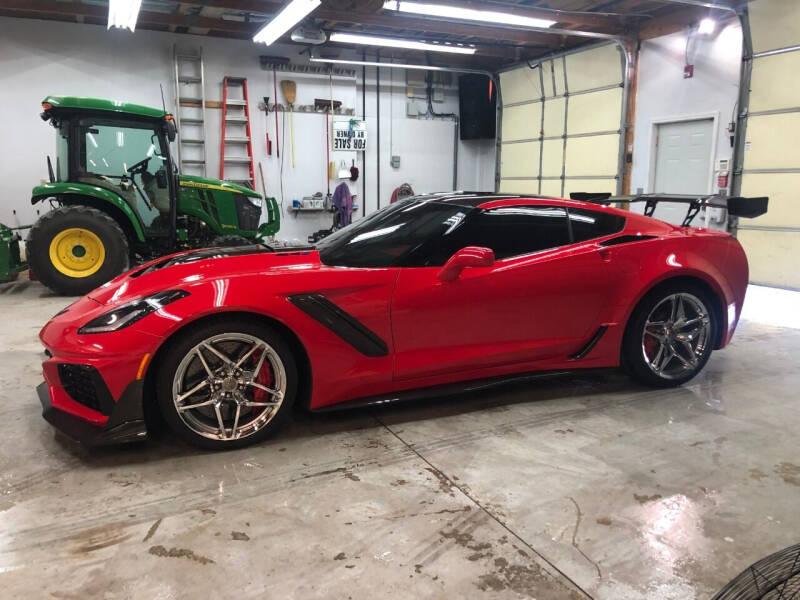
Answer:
0, 16, 495, 242
630, 18, 742, 227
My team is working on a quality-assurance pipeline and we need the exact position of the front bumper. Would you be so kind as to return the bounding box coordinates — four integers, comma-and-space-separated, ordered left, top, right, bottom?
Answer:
38, 380, 148, 446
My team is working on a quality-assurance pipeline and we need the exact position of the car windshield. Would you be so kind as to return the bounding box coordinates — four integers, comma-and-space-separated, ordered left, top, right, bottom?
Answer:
317, 198, 475, 268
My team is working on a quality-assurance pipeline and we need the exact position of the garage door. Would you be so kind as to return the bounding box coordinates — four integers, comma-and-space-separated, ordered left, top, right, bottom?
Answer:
498, 43, 625, 198
738, 2, 800, 289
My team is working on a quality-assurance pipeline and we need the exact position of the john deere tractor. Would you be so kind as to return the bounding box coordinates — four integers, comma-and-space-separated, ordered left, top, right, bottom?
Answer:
9, 95, 280, 295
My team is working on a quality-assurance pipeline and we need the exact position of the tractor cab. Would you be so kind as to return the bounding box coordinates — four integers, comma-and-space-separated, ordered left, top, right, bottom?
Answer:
26, 96, 280, 296
43, 96, 179, 241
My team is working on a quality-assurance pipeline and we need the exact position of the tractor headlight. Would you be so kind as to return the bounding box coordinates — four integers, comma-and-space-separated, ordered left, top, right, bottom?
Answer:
247, 196, 263, 209
78, 290, 189, 334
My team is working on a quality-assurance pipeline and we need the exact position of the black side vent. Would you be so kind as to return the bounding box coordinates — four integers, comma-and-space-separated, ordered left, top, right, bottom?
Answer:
599, 235, 657, 247
58, 364, 115, 415
288, 294, 388, 357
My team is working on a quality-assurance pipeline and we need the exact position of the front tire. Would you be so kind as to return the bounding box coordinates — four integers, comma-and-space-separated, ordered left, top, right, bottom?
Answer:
156, 318, 297, 450
26, 205, 129, 296
623, 282, 717, 387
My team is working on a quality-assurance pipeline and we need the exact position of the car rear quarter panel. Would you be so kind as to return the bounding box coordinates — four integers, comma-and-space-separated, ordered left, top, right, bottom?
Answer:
602, 230, 747, 351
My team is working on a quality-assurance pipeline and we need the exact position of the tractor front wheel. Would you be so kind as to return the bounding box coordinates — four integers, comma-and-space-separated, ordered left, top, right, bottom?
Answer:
27, 206, 129, 296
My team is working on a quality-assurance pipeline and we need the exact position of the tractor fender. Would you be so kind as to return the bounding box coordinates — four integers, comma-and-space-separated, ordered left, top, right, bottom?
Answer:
31, 182, 146, 243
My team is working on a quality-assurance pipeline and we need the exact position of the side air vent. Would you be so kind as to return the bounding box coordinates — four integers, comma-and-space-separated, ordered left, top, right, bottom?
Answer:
599, 234, 657, 247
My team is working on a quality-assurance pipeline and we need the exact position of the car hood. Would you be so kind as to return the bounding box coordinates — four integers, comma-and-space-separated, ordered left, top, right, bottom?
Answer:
88, 245, 321, 305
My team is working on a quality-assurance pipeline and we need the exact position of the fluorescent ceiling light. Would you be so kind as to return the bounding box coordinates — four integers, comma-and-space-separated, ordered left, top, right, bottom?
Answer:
253, 0, 321, 46
698, 18, 716, 34
107, 0, 142, 32
329, 32, 475, 54
383, 1, 556, 29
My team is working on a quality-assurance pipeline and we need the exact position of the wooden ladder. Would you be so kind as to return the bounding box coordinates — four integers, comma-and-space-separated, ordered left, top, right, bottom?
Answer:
219, 77, 255, 189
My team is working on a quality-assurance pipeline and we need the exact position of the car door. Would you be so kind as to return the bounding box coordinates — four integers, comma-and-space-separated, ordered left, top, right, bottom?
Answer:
390, 203, 622, 383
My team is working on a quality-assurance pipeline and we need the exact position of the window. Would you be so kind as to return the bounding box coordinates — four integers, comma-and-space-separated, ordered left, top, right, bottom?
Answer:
568, 208, 625, 243
317, 199, 477, 268
469, 206, 570, 260
77, 118, 171, 233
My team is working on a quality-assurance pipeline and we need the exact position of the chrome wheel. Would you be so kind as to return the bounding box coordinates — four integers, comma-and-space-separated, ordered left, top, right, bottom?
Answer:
641, 292, 712, 380
172, 333, 286, 442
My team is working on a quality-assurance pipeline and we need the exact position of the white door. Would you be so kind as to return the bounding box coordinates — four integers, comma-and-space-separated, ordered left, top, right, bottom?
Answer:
651, 118, 714, 224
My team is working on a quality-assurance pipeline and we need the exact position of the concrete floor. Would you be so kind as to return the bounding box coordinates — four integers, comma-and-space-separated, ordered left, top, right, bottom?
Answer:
1, 280, 798, 599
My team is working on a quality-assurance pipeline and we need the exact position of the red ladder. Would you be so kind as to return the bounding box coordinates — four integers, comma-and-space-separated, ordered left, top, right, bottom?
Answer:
219, 76, 255, 188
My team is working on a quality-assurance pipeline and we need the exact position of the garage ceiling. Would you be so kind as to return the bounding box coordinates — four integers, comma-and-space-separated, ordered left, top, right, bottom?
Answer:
0, 0, 737, 70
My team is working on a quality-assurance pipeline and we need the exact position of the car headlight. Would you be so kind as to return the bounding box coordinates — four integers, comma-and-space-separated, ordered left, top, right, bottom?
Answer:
78, 290, 189, 334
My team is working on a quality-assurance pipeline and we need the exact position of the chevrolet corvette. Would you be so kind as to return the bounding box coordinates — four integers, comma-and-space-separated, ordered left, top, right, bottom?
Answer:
37, 192, 767, 449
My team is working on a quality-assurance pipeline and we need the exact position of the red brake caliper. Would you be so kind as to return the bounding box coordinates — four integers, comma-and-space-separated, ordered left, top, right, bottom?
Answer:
250, 352, 273, 405
644, 332, 657, 358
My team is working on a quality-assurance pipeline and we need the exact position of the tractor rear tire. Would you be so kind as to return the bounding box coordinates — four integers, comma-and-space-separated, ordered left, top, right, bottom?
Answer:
209, 235, 253, 248
26, 205, 129, 296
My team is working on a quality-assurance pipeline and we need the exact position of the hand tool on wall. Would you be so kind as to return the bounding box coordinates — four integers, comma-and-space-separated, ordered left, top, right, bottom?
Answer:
273, 70, 280, 159
280, 80, 297, 168
263, 96, 272, 156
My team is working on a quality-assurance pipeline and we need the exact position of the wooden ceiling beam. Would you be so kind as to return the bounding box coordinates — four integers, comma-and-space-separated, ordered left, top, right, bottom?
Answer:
0, 0, 259, 34
181, 0, 624, 30
637, 5, 731, 40
171, 1, 610, 45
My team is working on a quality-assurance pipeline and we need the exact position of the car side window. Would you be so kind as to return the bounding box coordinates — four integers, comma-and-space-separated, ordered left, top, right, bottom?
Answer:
568, 208, 625, 243
469, 205, 571, 260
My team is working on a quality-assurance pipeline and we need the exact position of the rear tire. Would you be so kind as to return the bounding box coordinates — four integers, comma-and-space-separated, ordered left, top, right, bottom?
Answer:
622, 282, 717, 388
156, 318, 297, 450
26, 205, 129, 296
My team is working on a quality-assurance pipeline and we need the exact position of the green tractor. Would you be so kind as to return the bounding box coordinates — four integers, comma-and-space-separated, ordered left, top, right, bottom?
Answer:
6, 95, 280, 295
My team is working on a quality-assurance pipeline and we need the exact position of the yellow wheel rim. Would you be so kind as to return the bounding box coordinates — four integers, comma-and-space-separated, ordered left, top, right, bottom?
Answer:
49, 228, 105, 278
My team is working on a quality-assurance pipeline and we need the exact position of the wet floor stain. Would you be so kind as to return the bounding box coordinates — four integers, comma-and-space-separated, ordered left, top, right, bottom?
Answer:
72, 524, 131, 554
634, 493, 663, 505
568, 497, 602, 578
775, 462, 800, 486
148, 545, 214, 564
476, 556, 584, 599
142, 519, 161, 542
425, 467, 456, 496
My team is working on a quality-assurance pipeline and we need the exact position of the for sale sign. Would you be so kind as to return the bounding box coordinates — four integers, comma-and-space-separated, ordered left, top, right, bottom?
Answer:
333, 120, 367, 152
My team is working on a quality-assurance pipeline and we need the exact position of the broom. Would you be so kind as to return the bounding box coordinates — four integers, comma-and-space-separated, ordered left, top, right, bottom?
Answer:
280, 80, 297, 168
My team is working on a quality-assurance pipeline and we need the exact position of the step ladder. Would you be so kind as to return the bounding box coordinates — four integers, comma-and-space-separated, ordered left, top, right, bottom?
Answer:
219, 77, 255, 189
173, 45, 208, 176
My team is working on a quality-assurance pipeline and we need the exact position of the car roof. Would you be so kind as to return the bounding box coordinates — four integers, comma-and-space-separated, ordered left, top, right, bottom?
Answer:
410, 192, 621, 213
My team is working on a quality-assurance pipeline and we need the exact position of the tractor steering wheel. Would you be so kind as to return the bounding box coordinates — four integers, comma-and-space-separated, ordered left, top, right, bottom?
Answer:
127, 157, 151, 176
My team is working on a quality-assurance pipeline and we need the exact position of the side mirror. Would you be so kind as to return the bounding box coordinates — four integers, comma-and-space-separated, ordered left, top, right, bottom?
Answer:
165, 118, 177, 142
439, 246, 495, 282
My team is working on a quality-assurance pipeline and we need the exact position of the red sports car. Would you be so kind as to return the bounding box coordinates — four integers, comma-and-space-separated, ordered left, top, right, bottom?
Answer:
37, 192, 767, 449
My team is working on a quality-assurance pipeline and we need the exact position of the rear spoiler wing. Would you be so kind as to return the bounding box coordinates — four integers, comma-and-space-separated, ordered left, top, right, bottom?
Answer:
569, 193, 768, 227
